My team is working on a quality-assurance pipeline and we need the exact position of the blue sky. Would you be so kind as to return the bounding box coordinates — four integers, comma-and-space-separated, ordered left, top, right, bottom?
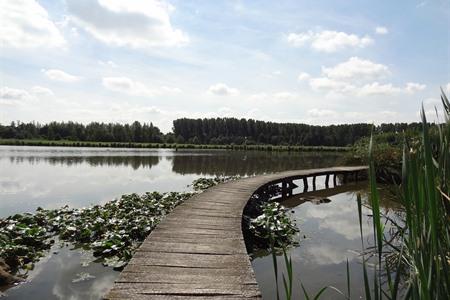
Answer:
0, 0, 449, 132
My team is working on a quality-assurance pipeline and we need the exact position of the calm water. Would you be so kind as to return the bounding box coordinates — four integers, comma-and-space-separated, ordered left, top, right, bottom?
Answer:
0, 145, 399, 299
252, 183, 401, 299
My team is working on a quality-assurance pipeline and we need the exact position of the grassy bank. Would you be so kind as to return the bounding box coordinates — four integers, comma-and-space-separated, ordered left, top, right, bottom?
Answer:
0, 138, 350, 152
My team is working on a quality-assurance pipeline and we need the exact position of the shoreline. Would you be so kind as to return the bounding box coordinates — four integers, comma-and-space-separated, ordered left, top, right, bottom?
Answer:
0, 139, 350, 152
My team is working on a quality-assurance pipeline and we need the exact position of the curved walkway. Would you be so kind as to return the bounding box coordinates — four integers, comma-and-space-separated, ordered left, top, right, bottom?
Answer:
105, 166, 367, 300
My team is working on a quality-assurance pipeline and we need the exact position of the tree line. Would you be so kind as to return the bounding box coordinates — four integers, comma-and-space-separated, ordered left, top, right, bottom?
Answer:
0, 121, 163, 143
0, 118, 423, 147
172, 118, 422, 146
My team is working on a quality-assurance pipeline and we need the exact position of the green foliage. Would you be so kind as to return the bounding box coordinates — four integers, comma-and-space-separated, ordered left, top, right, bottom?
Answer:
0, 121, 163, 143
191, 176, 241, 191
269, 90, 449, 299
249, 202, 299, 250
0, 177, 237, 277
0, 138, 349, 152
173, 117, 422, 147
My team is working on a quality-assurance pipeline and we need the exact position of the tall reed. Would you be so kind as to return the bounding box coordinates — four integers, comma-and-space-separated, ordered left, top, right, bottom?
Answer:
270, 89, 449, 299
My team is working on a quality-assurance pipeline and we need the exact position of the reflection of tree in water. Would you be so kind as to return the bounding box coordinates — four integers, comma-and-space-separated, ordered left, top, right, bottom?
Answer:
7, 156, 161, 170
171, 151, 347, 176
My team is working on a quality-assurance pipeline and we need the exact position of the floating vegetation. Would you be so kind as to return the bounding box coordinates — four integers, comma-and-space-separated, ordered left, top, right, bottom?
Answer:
249, 202, 299, 252
0, 176, 237, 285
72, 272, 95, 283
191, 176, 241, 191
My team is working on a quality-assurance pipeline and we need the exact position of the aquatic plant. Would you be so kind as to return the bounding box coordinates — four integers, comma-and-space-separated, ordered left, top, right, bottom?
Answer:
249, 202, 299, 251
269, 89, 450, 299
0, 176, 238, 282
358, 89, 450, 299
191, 176, 241, 191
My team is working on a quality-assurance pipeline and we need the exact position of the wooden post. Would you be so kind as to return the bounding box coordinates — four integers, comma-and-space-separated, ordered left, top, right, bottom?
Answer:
333, 173, 337, 187
282, 181, 287, 199
325, 174, 330, 188
303, 177, 308, 192
312, 176, 316, 191
287, 181, 293, 196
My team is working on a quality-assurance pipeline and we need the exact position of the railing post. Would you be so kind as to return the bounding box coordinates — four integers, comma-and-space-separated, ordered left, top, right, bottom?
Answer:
303, 177, 308, 192
333, 173, 337, 187
282, 181, 287, 199
325, 174, 330, 188
312, 176, 316, 191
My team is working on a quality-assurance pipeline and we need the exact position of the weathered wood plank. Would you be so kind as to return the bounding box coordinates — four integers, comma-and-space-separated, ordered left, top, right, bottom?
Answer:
105, 166, 367, 299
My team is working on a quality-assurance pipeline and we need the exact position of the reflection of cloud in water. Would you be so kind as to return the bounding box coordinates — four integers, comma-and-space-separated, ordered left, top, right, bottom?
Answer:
0, 178, 29, 194
301, 192, 372, 241
50, 248, 117, 300
52, 272, 116, 300
296, 243, 358, 265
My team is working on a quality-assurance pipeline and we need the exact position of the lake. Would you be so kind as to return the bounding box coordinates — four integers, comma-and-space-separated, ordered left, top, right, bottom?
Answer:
0, 146, 398, 299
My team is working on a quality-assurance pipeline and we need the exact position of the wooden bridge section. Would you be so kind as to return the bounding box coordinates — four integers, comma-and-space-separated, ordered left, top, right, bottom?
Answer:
105, 166, 368, 300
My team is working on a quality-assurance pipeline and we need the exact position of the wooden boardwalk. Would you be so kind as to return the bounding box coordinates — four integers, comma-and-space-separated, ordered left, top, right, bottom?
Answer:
105, 166, 368, 300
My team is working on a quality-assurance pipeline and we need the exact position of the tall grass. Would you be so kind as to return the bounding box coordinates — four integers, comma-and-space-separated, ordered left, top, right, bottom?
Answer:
270, 89, 449, 299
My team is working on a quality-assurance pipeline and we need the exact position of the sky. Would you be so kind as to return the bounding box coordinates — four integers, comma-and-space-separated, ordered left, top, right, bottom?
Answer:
0, 0, 449, 133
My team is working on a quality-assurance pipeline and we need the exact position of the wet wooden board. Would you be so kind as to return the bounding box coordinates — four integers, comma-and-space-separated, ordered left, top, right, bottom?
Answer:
105, 166, 367, 299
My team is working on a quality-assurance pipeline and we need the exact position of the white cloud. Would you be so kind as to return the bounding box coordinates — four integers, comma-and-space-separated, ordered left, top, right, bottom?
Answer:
306, 58, 425, 97
208, 83, 239, 96
273, 92, 296, 101
42, 69, 81, 82
102, 76, 156, 97
287, 30, 373, 53
298, 72, 311, 81
375, 26, 388, 35
66, 0, 189, 48
309, 77, 356, 93
0, 87, 32, 105
307, 108, 338, 118
98, 60, 118, 68
0, 0, 66, 49
405, 82, 426, 94
102, 76, 180, 97
322, 57, 390, 81
357, 82, 402, 96
217, 107, 235, 117
31, 86, 54, 96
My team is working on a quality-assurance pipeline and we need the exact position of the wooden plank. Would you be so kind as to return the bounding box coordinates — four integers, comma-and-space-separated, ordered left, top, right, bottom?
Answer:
105, 166, 367, 300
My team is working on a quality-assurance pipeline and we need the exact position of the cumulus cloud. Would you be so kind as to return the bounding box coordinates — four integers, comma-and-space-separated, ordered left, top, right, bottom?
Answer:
322, 57, 390, 81
357, 82, 401, 96
273, 92, 296, 101
98, 60, 118, 68
375, 26, 388, 35
102, 76, 180, 97
102, 76, 156, 97
298, 72, 311, 81
309, 77, 353, 92
31, 86, 54, 96
0, 87, 32, 105
405, 82, 426, 94
66, 0, 189, 48
307, 108, 338, 118
306, 57, 425, 97
208, 83, 239, 96
0, 0, 66, 49
287, 30, 373, 53
42, 69, 81, 82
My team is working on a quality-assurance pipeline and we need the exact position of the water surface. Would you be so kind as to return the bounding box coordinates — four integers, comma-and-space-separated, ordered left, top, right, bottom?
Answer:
0, 146, 380, 299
